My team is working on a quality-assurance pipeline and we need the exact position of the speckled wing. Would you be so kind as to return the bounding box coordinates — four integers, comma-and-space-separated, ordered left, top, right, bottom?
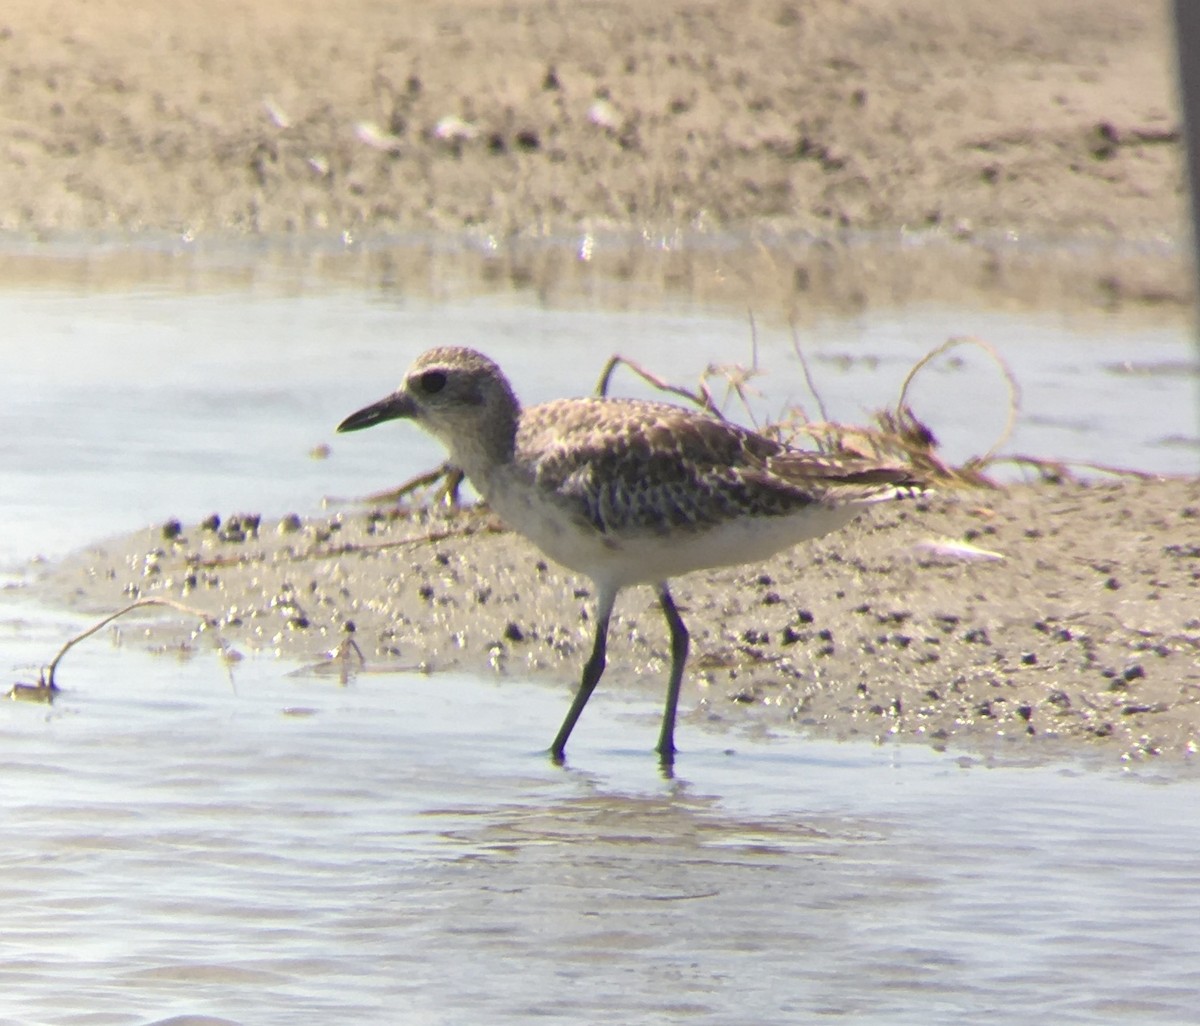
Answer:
518, 398, 919, 536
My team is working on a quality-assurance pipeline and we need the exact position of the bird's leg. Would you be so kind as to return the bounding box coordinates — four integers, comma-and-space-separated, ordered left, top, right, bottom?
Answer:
655, 582, 689, 764
550, 586, 616, 763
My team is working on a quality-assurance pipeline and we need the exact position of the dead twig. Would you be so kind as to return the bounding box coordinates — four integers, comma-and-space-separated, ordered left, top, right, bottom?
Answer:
361, 462, 466, 508
991, 454, 1170, 483
5, 598, 220, 701
191, 517, 500, 570
789, 319, 832, 426
896, 335, 1021, 466
595, 353, 724, 417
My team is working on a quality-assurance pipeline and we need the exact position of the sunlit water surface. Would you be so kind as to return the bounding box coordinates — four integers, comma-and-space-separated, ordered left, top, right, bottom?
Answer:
1, 246, 1198, 1024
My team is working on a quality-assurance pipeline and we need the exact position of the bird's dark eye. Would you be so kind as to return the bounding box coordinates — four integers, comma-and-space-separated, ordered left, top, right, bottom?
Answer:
417, 369, 447, 394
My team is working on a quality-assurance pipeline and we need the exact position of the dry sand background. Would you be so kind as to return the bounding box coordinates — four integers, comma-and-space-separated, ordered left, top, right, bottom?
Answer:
0, 0, 1191, 312
4, 0, 1199, 760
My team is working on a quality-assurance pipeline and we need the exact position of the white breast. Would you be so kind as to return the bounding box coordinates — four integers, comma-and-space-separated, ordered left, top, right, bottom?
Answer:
483, 466, 865, 591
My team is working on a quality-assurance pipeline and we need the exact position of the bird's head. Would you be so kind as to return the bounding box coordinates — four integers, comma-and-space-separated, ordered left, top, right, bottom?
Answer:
337, 346, 521, 468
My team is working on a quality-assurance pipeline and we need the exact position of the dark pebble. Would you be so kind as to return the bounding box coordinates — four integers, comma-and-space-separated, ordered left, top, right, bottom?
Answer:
200, 514, 221, 532
162, 518, 183, 540
503, 621, 525, 643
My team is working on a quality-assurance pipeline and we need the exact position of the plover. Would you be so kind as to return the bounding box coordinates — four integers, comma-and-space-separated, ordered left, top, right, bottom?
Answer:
338, 346, 924, 765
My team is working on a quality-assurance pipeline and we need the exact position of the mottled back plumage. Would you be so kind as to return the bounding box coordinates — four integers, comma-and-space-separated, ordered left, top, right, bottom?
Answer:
517, 397, 919, 536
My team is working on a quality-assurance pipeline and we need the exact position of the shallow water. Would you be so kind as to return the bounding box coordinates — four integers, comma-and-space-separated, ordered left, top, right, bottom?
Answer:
2, 246, 1199, 1023
0, 251, 1195, 563
3, 622, 1199, 1026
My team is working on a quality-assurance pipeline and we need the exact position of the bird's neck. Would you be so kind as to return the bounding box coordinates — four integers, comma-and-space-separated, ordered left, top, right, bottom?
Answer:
443, 402, 520, 492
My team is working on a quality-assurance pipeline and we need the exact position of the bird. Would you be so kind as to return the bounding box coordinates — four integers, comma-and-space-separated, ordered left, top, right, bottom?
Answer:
337, 346, 925, 766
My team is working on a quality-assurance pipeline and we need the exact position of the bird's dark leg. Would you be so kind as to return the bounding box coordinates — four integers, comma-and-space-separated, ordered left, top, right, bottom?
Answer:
550, 586, 616, 763
655, 582, 689, 765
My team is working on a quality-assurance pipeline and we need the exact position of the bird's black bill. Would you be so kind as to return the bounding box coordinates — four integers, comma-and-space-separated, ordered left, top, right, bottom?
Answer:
336, 392, 416, 433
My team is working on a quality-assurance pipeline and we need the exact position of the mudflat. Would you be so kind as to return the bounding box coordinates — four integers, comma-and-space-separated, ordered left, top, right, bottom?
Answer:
30, 477, 1200, 763
0, 0, 1189, 313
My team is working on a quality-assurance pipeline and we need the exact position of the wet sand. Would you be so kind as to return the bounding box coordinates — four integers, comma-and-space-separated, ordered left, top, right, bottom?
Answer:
28, 476, 1200, 763
0, 0, 1190, 315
